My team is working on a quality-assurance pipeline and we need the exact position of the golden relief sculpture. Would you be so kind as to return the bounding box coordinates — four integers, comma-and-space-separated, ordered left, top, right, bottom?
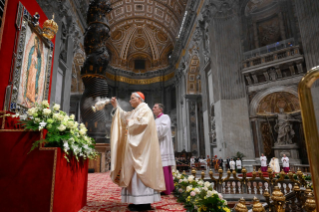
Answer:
111, 30, 123, 41
257, 92, 300, 115
134, 37, 146, 49
105, 72, 174, 85
187, 55, 201, 94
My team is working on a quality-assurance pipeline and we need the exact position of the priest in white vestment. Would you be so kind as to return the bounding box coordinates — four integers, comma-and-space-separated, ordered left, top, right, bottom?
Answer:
236, 158, 242, 173
229, 159, 235, 172
110, 92, 165, 211
190, 156, 195, 167
152, 103, 176, 195
269, 157, 280, 173
260, 153, 268, 172
281, 154, 290, 173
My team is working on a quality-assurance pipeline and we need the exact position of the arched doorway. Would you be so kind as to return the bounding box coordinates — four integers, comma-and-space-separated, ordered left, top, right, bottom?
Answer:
250, 88, 307, 163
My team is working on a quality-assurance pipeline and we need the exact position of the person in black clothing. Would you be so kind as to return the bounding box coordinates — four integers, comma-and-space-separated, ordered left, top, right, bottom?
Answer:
219, 157, 224, 170
226, 157, 230, 170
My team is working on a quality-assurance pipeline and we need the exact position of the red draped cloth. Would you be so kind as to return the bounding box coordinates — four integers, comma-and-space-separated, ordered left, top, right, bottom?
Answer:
0, 111, 88, 212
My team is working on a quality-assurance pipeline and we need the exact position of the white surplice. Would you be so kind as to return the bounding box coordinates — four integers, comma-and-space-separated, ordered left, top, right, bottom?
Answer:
155, 114, 176, 167
121, 172, 161, 204
281, 157, 289, 167
260, 156, 267, 167
236, 160, 242, 169
190, 157, 195, 165
229, 161, 235, 169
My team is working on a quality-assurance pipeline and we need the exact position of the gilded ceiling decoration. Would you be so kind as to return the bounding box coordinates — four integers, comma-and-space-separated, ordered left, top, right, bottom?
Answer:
105, 71, 174, 85
187, 54, 201, 94
257, 92, 300, 115
106, 0, 187, 73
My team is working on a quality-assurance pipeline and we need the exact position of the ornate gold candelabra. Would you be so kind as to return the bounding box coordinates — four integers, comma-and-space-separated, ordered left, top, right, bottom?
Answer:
298, 67, 319, 211
304, 193, 317, 212
271, 186, 286, 212
252, 197, 266, 212
189, 165, 316, 211
234, 197, 248, 212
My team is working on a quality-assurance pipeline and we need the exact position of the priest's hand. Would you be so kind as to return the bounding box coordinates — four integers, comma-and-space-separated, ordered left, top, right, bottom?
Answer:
111, 97, 117, 108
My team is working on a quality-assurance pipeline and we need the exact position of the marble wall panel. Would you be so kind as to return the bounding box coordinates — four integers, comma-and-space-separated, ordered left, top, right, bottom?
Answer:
214, 98, 254, 158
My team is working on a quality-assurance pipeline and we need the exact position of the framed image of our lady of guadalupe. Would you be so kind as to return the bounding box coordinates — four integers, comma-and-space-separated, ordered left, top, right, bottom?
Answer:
8, 2, 53, 113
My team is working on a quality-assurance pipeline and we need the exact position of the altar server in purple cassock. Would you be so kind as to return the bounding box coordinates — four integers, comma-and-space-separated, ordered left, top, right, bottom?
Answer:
281, 154, 290, 173
153, 103, 176, 195
260, 153, 268, 172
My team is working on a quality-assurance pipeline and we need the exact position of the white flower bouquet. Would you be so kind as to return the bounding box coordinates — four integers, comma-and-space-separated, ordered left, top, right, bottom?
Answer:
172, 170, 230, 212
20, 100, 97, 162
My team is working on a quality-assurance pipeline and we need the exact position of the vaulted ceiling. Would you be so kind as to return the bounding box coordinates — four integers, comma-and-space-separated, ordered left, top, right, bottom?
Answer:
106, 0, 187, 73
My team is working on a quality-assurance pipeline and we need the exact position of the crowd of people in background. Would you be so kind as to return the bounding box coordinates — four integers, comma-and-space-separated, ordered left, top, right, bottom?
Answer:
175, 153, 290, 174
186, 155, 243, 173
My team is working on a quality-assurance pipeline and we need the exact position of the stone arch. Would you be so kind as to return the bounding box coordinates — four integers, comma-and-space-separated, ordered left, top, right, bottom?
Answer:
249, 86, 299, 116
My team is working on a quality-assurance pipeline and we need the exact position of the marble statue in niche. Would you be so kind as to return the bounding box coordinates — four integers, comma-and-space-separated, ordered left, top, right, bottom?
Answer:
267, 108, 301, 145
203, 25, 210, 63
210, 105, 216, 144
59, 21, 68, 62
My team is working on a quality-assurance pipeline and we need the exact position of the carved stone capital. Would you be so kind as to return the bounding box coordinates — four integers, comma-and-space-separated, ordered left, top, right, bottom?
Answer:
268, 68, 277, 81
245, 75, 253, 85
296, 63, 303, 74
275, 67, 282, 78
192, 26, 203, 45
289, 64, 296, 75
203, 0, 239, 19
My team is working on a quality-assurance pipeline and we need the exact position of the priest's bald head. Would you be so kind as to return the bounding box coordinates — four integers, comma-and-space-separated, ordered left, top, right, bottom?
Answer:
130, 91, 145, 108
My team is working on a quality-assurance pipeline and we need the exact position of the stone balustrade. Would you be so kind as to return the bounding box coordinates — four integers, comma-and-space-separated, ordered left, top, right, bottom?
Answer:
243, 46, 300, 69
190, 167, 312, 197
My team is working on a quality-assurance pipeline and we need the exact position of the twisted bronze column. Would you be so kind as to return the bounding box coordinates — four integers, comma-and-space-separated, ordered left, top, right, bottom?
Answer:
80, 0, 112, 142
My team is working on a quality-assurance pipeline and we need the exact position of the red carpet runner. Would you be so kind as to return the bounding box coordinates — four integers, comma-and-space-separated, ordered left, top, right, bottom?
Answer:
79, 172, 186, 212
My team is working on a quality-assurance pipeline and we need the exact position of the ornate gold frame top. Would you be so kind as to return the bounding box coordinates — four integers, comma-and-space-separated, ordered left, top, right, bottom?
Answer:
298, 66, 319, 211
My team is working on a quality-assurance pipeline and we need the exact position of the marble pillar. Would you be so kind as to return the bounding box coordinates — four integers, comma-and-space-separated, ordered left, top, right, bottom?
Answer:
214, 99, 254, 158
62, 36, 74, 112
50, 18, 62, 107
294, 0, 319, 70
207, 14, 254, 170
200, 65, 212, 158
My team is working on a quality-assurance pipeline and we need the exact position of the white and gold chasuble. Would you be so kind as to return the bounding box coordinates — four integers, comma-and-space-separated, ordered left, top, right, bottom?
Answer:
110, 102, 166, 192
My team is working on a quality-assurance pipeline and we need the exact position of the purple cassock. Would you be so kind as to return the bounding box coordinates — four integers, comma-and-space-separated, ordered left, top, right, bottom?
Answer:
155, 113, 176, 195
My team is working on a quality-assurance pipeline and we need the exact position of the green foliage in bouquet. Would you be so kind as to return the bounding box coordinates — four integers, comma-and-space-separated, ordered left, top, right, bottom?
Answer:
275, 173, 312, 181
20, 100, 97, 161
274, 173, 313, 190
232, 152, 245, 161
173, 171, 230, 212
